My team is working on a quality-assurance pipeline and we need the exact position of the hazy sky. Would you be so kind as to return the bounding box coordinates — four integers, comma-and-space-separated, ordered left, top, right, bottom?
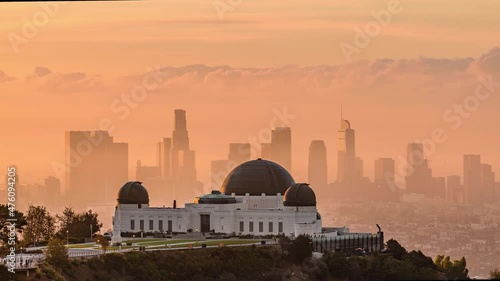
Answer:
1, 0, 500, 186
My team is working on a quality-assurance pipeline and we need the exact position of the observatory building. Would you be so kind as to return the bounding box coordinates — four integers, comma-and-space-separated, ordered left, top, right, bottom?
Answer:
112, 159, 380, 246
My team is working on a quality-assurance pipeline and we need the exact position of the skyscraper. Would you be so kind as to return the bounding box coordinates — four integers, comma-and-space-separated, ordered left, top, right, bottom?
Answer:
210, 160, 230, 190
172, 109, 189, 150
431, 177, 446, 199
337, 111, 356, 187
157, 138, 172, 178
405, 143, 431, 195
171, 109, 196, 182
446, 175, 462, 203
136, 160, 161, 181
44, 176, 61, 208
65, 131, 128, 207
271, 127, 292, 171
463, 154, 481, 205
228, 143, 251, 165
308, 140, 327, 188
480, 163, 495, 204
374, 158, 395, 190
261, 143, 272, 160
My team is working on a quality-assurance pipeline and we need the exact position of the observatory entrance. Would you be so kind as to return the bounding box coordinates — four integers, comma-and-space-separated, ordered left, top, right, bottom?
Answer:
200, 214, 210, 233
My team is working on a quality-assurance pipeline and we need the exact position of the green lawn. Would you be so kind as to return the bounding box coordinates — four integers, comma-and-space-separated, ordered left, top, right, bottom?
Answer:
168, 239, 260, 249
68, 238, 268, 251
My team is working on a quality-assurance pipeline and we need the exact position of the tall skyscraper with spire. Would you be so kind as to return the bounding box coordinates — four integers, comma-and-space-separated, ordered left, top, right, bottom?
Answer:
308, 140, 328, 189
171, 109, 196, 182
337, 106, 356, 188
172, 109, 190, 150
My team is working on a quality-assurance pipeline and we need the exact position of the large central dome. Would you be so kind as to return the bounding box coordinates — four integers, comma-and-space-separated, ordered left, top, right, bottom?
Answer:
220, 159, 295, 196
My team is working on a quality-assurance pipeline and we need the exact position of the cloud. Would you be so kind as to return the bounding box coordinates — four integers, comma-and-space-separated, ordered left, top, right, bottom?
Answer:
34, 66, 52, 78
0, 70, 15, 83
4, 47, 499, 104
27, 67, 103, 94
473, 47, 500, 74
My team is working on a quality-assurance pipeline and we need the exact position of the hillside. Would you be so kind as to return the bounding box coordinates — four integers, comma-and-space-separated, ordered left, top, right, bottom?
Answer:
2, 238, 468, 281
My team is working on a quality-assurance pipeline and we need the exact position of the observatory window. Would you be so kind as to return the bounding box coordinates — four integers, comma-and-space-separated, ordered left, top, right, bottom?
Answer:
159, 220, 164, 231
278, 222, 283, 233
239, 221, 244, 232
140, 220, 144, 230
130, 220, 135, 230
149, 220, 154, 230
259, 222, 263, 233
249, 222, 254, 232
269, 222, 273, 233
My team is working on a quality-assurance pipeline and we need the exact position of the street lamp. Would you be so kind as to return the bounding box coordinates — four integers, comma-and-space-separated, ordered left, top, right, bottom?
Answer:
66, 230, 69, 248
97, 239, 100, 258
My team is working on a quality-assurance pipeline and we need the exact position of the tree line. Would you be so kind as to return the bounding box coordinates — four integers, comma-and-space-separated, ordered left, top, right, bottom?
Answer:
0, 204, 102, 252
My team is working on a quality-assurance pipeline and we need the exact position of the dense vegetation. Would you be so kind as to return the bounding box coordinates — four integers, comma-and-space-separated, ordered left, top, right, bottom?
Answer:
0, 204, 102, 253
1, 236, 484, 281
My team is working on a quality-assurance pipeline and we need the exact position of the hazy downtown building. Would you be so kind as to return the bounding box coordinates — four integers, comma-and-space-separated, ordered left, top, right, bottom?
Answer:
374, 158, 396, 190
271, 127, 292, 172
210, 160, 230, 190
136, 160, 161, 181
157, 138, 172, 178
65, 131, 128, 207
480, 164, 495, 204
337, 114, 356, 187
464, 154, 482, 205
44, 176, 61, 208
228, 143, 251, 165
446, 175, 462, 203
308, 140, 327, 189
431, 177, 446, 199
261, 143, 272, 160
171, 109, 196, 182
405, 143, 431, 195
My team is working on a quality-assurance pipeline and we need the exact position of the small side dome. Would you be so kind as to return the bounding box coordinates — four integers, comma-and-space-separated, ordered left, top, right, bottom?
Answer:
117, 181, 149, 204
283, 183, 317, 207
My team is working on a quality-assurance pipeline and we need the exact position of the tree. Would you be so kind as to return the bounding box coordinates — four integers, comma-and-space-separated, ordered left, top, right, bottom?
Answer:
435, 255, 469, 280
56, 207, 101, 239
0, 204, 26, 251
24, 205, 55, 244
490, 268, 500, 279
268, 246, 282, 270
386, 239, 407, 260
403, 250, 437, 270
291, 235, 313, 264
46, 238, 69, 267
95, 234, 109, 253
323, 252, 351, 279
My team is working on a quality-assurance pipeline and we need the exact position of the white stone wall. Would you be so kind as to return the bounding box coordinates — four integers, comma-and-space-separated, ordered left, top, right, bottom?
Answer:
113, 195, 322, 237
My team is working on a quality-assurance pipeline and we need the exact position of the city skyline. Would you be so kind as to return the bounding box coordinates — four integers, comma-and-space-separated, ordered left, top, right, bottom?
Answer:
6, 108, 498, 206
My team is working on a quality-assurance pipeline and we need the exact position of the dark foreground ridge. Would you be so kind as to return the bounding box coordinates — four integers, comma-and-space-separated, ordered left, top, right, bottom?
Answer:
1, 237, 475, 281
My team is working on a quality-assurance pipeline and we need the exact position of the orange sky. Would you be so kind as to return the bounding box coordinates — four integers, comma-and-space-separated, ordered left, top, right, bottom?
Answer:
1, 0, 500, 187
